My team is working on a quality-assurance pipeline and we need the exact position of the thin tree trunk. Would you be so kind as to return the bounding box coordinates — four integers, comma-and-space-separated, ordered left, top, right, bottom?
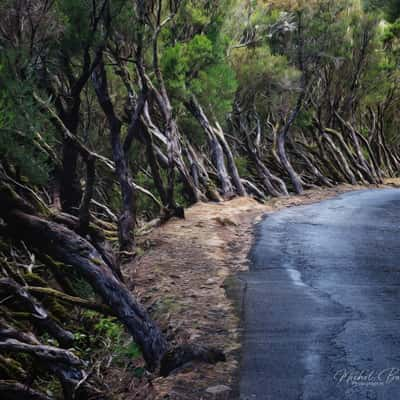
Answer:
293, 145, 333, 187
185, 97, 234, 197
185, 143, 222, 201
214, 123, 247, 196
0, 320, 87, 400
277, 100, 304, 194
0, 278, 74, 348
140, 121, 168, 206
59, 106, 82, 214
0, 380, 52, 400
92, 59, 136, 252
322, 131, 357, 184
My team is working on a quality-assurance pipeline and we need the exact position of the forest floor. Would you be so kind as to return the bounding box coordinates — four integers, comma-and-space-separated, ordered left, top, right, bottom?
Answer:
108, 180, 400, 400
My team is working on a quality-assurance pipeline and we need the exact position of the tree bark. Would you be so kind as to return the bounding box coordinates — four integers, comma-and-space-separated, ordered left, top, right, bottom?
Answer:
0, 278, 74, 348
277, 106, 304, 194
214, 122, 247, 196
321, 131, 357, 184
0, 183, 168, 370
92, 59, 136, 252
0, 381, 53, 400
185, 97, 234, 197
59, 105, 82, 215
140, 122, 168, 206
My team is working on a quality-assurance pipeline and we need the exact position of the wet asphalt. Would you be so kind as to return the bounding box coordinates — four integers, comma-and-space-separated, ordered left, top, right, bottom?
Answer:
239, 189, 400, 400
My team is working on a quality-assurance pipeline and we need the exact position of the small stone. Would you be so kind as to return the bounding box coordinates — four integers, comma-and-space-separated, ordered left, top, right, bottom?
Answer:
205, 385, 231, 399
215, 216, 238, 227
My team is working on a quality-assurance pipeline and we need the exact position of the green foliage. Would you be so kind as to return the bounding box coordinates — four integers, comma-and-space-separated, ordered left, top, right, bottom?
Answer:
161, 33, 231, 109
55, 0, 100, 55
174, 0, 233, 35
364, 0, 400, 22
0, 60, 54, 184
3, 0, 400, 396
186, 34, 214, 69
94, 316, 124, 341
93, 316, 142, 362
118, 341, 142, 360
181, 2, 211, 27
382, 19, 400, 42
70, 275, 96, 299
294, 111, 313, 130
161, 43, 189, 97
74, 312, 142, 366
135, 171, 162, 216
161, 4, 238, 119
192, 63, 238, 117
234, 156, 250, 178
231, 45, 300, 108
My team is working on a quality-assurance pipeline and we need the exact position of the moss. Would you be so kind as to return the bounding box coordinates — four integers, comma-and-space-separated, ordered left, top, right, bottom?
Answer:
45, 298, 69, 322
70, 277, 95, 299
22, 272, 70, 321
7, 312, 32, 319
42, 376, 63, 399
89, 257, 103, 266
41, 255, 71, 272
135, 246, 145, 257
23, 272, 47, 287
97, 228, 118, 236
0, 356, 26, 379
105, 235, 119, 242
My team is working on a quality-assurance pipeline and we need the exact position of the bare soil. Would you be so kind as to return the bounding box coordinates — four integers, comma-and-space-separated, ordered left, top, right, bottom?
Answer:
111, 181, 400, 399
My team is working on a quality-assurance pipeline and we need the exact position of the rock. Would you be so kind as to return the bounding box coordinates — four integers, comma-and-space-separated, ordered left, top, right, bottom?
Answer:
215, 216, 238, 227
205, 385, 231, 399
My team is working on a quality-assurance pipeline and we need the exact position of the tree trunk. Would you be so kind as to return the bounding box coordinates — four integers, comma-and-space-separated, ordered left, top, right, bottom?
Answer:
59, 105, 82, 214
137, 117, 204, 203
0, 381, 52, 400
293, 145, 333, 187
92, 60, 136, 252
235, 109, 288, 197
321, 131, 357, 184
0, 278, 74, 348
185, 143, 222, 201
214, 123, 247, 196
277, 102, 304, 194
185, 97, 234, 197
0, 184, 167, 371
277, 130, 304, 194
0, 320, 88, 400
140, 122, 168, 206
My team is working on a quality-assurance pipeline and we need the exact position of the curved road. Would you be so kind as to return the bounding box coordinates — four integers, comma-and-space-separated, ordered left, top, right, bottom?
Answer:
239, 189, 400, 400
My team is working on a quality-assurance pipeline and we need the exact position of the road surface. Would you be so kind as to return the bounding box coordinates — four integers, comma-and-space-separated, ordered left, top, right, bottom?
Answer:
239, 189, 400, 400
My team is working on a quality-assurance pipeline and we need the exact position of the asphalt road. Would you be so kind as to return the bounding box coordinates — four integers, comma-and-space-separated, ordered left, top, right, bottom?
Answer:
239, 189, 400, 400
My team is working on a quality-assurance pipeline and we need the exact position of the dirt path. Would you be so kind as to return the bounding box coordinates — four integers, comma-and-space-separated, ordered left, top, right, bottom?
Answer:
116, 182, 399, 399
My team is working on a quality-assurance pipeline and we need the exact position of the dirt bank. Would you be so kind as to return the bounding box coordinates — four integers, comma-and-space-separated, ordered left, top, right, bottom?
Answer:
114, 182, 399, 399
